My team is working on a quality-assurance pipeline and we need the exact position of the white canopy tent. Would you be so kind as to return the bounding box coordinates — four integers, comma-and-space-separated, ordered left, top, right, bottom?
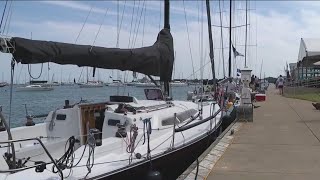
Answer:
298, 38, 320, 62
313, 61, 320, 66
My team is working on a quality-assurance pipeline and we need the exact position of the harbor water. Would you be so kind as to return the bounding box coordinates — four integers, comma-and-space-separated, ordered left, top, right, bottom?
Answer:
0, 85, 197, 128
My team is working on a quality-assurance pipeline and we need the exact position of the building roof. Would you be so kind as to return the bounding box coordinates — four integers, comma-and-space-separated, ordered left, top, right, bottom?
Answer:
298, 38, 320, 62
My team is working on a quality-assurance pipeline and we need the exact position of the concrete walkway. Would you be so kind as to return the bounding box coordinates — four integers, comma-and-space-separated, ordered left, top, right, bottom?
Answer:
206, 85, 320, 180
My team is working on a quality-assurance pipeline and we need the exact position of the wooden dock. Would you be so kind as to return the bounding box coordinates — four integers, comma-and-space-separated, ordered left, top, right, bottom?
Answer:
185, 84, 320, 180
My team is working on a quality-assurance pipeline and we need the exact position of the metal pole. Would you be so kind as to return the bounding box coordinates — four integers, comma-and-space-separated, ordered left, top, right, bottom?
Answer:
206, 0, 216, 92
163, 0, 171, 97
218, 0, 226, 77
228, 0, 232, 77
0, 109, 16, 169
172, 113, 176, 149
244, 0, 248, 68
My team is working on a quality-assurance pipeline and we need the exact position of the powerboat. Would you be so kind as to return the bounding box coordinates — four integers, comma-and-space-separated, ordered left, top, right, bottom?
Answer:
134, 82, 157, 87
106, 80, 125, 87
0, 82, 7, 88
170, 81, 187, 87
16, 85, 54, 92
79, 81, 104, 88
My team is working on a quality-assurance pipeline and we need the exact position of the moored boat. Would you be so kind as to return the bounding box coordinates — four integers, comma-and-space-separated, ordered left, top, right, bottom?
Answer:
16, 85, 54, 92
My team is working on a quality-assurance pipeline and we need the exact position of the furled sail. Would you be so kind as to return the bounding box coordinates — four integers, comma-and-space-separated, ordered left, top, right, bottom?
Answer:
1, 28, 174, 81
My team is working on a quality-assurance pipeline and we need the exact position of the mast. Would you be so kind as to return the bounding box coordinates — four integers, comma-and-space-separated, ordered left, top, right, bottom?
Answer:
206, 0, 216, 91
163, 0, 170, 96
244, 0, 248, 68
228, 0, 232, 77
218, 0, 225, 77
86, 66, 88, 83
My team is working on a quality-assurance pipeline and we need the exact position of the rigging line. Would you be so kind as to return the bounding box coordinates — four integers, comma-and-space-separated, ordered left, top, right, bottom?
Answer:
90, 8, 109, 51
74, 4, 93, 44
74, 3, 92, 82
8, 59, 14, 129
132, 0, 146, 47
2, 0, 12, 35
141, 1, 147, 46
186, 58, 212, 79
219, 0, 226, 78
141, 0, 146, 46
27, 63, 44, 79
123, 0, 142, 94
5, 0, 13, 36
0, 0, 8, 34
197, 0, 201, 74
116, 0, 119, 48
200, 0, 204, 81
116, 0, 127, 48
130, 0, 141, 48
158, 0, 161, 32
182, 0, 196, 80
128, 0, 136, 48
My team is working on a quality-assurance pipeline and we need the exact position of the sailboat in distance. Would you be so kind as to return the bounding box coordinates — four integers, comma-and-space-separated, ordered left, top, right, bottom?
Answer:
78, 67, 103, 88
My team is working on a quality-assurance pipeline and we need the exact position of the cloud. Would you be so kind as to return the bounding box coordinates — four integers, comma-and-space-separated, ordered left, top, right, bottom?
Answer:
40, 1, 120, 17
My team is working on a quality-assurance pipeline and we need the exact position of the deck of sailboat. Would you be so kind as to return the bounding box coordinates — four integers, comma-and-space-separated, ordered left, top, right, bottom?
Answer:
0, 97, 223, 179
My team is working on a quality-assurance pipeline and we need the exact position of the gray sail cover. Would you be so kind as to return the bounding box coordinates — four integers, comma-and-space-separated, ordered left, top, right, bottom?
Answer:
10, 28, 174, 81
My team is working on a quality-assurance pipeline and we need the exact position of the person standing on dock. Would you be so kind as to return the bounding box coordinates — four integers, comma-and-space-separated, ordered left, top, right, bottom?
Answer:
276, 75, 284, 95
226, 77, 236, 102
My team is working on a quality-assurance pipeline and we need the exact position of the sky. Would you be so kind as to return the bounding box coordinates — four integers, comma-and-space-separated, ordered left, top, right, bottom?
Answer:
0, 0, 319, 83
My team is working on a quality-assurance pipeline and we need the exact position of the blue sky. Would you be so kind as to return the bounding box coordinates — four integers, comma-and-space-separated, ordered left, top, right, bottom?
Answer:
0, 0, 319, 83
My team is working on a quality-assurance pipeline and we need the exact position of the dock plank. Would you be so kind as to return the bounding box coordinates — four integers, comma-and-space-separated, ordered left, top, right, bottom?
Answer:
206, 85, 320, 180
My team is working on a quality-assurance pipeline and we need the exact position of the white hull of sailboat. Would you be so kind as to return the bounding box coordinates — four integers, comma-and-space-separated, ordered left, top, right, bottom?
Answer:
79, 84, 104, 88
16, 86, 54, 92
170, 83, 188, 87
0, 97, 232, 180
106, 83, 125, 87
134, 83, 156, 87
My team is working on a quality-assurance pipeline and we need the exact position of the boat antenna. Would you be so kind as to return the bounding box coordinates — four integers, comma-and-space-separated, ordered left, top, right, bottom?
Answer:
228, 0, 232, 77
205, 0, 216, 92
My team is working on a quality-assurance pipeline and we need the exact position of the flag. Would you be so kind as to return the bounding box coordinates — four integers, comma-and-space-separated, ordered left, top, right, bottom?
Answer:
232, 43, 244, 57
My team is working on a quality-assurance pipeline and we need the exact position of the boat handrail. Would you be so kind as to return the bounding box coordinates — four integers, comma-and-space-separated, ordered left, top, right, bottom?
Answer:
174, 108, 221, 132
0, 137, 63, 179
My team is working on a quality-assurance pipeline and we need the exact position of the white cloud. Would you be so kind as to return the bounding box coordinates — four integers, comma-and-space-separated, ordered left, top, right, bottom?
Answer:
40, 1, 120, 17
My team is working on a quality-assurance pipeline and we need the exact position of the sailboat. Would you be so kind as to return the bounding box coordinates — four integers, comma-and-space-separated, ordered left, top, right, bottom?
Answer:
0, 73, 7, 87
170, 80, 187, 87
105, 79, 125, 87
78, 67, 103, 88
0, 82, 8, 87
0, 1, 236, 179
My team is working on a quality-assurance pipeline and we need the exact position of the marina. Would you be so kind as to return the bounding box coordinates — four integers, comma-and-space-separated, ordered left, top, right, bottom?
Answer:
0, 0, 319, 180
180, 85, 320, 180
